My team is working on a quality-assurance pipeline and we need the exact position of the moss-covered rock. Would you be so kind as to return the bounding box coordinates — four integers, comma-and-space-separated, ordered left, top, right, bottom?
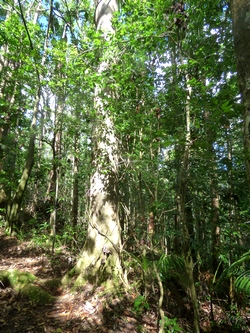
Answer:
19, 283, 53, 304
0, 269, 55, 305
42, 277, 61, 290
8, 269, 36, 284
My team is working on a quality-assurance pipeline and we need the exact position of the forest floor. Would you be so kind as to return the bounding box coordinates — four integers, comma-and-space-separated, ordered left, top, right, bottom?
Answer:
0, 229, 249, 333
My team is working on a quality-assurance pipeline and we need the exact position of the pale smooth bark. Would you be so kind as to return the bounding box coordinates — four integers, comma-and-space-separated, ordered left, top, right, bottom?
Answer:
73, 0, 123, 285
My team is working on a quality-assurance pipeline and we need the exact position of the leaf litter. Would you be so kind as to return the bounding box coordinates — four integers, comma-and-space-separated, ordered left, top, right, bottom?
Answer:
0, 230, 249, 332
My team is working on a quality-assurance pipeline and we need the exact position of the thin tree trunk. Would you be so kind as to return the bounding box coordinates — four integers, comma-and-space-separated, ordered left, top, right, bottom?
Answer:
49, 97, 63, 247
72, 134, 79, 227
5, 0, 52, 233
204, 110, 221, 271
6, 93, 40, 233
178, 78, 200, 333
211, 192, 220, 269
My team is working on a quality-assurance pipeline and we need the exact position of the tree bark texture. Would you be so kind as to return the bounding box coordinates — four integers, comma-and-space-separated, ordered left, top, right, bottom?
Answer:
231, 0, 250, 189
74, 0, 122, 285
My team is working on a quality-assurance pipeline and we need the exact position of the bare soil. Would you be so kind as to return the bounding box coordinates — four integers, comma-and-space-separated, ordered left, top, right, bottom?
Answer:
0, 231, 159, 333
0, 230, 249, 333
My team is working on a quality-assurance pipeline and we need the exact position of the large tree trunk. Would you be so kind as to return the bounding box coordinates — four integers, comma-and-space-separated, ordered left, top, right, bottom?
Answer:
72, 0, 123, 286
231, 0, 250, 189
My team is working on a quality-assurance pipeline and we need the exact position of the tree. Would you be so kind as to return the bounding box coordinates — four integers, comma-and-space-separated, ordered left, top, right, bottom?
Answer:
4, 0, 56, 233
1, 1, 250, 330
231, 0, 250, 189
71, 0, 124, 286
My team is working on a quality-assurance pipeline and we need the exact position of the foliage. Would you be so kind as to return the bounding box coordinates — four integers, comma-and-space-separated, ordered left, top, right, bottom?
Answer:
219, 305, 249, 333
0, 269, 54, 304
0, 0, 249, 329
133, 294, 149, 315
160, 316, 182, 333
235, 271, 250, 295
157, 254, 185, 282
219, 250, 250, 295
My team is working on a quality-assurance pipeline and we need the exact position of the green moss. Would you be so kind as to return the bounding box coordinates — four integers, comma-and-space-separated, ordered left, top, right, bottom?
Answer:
68, 267, 76, 277
0, 269, 54, 305
61, 274, 71, 286
73, 274, 87, 289
43, 278, 61, 290
19, 284, 54, 304
61, 267, 76, 287
8, 269, 36, 284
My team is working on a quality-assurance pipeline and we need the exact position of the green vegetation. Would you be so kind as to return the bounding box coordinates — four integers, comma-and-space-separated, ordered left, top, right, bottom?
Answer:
0, 269, 54, 305
0, 0, 250, 332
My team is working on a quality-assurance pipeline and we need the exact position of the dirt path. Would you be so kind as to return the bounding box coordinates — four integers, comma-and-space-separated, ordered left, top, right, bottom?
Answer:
0, 232, 158, 333
1, 231, 250, 332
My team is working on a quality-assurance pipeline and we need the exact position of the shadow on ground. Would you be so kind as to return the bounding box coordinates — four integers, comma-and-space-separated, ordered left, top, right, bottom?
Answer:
0, 232, 158, 333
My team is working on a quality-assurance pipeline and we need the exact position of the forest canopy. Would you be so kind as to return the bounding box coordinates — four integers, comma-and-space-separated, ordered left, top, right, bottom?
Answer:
0, 1, 250, 332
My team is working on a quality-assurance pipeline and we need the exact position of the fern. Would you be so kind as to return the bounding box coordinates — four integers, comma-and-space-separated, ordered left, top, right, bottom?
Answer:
217, 250, 250, 294
227, 250, 250, 272
235, 271, 250, 294
157, 254, 185, 282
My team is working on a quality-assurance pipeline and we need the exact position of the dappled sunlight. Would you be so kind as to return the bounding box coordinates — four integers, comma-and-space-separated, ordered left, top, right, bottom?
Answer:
1, 229, 250, 332
1, 0, 250, 332
0, 231, 158, 333
0, 232, 74, 280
